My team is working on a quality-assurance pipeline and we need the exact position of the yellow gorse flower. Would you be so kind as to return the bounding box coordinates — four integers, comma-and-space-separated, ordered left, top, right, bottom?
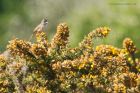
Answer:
0, 20, 139, 93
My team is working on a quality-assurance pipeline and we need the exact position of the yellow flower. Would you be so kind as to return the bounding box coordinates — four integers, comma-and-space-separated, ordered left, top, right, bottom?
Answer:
78, 61, 85, 69
123, 38, 136, 54
95, 27, 111, 37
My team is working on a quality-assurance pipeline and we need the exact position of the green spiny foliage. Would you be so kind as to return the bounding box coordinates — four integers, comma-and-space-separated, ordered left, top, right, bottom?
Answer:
0, 22, 140, 93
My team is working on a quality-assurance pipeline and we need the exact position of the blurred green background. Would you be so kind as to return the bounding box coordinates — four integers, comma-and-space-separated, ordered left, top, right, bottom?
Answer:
0, 0, 140, 52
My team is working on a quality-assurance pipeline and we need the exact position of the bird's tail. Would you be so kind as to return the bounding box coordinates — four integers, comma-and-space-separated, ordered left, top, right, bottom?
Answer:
28, 34, 33, 41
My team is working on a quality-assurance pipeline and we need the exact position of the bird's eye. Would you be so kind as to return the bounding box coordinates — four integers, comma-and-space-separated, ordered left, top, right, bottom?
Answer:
44, 19, 48, 24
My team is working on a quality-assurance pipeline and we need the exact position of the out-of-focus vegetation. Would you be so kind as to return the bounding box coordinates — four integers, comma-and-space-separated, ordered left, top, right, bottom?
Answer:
0, 0, 140, 52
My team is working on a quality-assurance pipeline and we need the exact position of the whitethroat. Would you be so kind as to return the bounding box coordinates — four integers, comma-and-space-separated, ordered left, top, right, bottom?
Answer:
29, 17, 48, 41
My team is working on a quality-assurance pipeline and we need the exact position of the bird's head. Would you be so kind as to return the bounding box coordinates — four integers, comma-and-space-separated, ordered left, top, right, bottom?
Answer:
42, 17, 48, 25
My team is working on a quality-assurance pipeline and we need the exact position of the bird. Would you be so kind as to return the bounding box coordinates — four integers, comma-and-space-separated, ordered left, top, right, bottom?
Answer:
33, 17, 48, 33
29, 17, 48, 41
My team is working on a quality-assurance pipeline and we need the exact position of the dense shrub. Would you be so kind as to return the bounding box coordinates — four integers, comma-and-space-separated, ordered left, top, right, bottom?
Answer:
0, 22, 140, 93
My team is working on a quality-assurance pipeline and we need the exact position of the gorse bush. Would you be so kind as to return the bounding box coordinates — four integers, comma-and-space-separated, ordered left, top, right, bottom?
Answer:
0, 21, 140, 93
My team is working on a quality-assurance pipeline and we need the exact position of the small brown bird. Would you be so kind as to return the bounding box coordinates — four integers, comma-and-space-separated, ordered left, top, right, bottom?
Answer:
29, 17, 48, 41
33, 17, 48, 33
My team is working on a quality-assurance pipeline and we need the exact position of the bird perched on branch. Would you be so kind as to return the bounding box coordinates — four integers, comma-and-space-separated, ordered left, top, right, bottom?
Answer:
33, 17, 48, 33
29, 17, 48, 41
